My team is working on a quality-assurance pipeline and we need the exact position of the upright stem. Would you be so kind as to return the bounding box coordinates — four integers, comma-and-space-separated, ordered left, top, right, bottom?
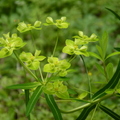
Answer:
38, 66, 44, 82
52, 37, 58, 57
30, 30, 36, 51
80, 55, 92, 99
103, 61, 108, 82
24, 68, 30, 120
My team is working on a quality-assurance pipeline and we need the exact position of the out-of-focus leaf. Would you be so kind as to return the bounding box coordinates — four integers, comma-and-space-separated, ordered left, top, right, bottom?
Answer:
106, 63, 114, 80
115, 47, 120, 51
95, 63, 105, 75
89, 52, 102, 60
106, 52, 120, 60
78, 92, 88, 99
92, 61, 120, 100
106, 7, 120, 20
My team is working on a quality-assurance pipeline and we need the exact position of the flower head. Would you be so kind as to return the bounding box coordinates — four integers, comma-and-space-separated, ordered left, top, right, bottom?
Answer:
74, 31, 98, 45
17, 21, 42, 33
43, 56, 71, 76
0, 33, 26, 58
43, 80, 69, 99
44, 17, 69, 29
19, 50, 46, 70
62, 39, 89, 56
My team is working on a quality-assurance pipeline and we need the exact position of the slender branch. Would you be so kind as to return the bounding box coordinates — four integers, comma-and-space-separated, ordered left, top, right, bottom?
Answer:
52, 37, 58, 57
90, 103, 99, 120
60, 93, 113, 114
68, 55, 76, 63
38, 66, 44, 82
13, 51, 41, 83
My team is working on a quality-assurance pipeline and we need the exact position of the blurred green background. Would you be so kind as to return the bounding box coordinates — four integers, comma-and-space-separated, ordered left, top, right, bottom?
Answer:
0, 0, 120, 120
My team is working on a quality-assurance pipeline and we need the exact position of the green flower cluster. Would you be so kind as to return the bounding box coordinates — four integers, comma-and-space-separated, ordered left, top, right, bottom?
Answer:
62, 31, 98, 56
43, 80, 69, 99
44, 17, 69, 29
43, 56, 71, 76
0, 33, 26, 58
19, 50, 46, 70
17, 21, 42, 33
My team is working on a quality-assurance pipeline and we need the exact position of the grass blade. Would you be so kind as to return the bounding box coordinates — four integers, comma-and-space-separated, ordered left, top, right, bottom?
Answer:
76, 104, 96, 120
92, 61, 120, 100
99, 104, 120, 119
45, 94, 63, 120
26, 86, 43, 116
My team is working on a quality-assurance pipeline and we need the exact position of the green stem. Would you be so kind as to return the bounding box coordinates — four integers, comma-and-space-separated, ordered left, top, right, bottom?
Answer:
80, 55, 92, 99
13, 51, 41, 83
52, 37, 58, 57
90, 103, 99, 120
38, 66, 44, 82
23, 67, 30, 120
60, 93, 113, 114
30, 30, 36, 51
103, 61, 108, 82
68, 55, 76, 63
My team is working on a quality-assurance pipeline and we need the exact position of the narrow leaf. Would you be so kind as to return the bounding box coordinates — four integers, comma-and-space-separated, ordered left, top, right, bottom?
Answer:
106, 52, 120, 60
106, 7, 120, 20
26, 86, 43, 116
7, 82, 41, 89
76, 104, 96, 120
78, 92, 88, 99
95, 63, 105, 75
101, 32, 108, 59
45, 94, 63, 120
96, 45, 103, 59
99, 104, 120, 119
106, 63, 114, 80
92, 61, 120, 100
88, 52, 102, 60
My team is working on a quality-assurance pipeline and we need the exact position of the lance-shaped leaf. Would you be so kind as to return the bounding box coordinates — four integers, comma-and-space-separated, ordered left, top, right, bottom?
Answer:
76, 104, 96, 120
88, 52, 102, 60
26, 86, 43, 116
106, 8, 120, 20
106, 63, 114, 80
92, 61, 120, 100
106, 52, 120, 60
99, 104, 120, 120
45, 94, 63, 120
6, 82, 41, 89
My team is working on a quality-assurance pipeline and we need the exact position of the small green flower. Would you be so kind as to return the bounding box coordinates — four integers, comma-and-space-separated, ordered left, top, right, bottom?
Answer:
19, 50, 46, 70
0, 33, 26, 58
62, 39, 89, 56
43, 56, 71, 76
43, 80, 69, 99
17, 21, 42, 33
74, 31, 98, 45
44, 17, 69, 29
